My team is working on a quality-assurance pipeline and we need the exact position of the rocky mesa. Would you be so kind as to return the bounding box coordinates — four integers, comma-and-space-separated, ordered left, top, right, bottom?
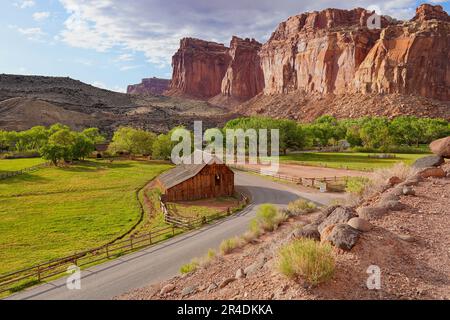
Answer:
127, 77, 170, 95
165, 4, 449, 119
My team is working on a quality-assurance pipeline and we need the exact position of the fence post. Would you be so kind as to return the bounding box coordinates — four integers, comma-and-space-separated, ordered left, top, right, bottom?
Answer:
37, 266, 41, 282
106, 245, 110, 258
172, 226, 175, 236
130, 237, 134, 250
149, 232, 153, 245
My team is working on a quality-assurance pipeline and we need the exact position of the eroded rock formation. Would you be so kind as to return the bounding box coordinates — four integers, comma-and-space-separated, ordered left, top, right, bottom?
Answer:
127, 77, 170, 95
166, 38, 230, 98
221, 36, 264, 101
354, 4, 450, 101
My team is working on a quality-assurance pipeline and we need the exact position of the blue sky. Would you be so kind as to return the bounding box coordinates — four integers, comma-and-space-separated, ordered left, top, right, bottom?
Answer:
0, 0, 448, 92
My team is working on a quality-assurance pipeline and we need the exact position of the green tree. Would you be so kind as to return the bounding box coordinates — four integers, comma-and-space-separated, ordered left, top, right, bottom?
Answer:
82, 128, 106, 145
109, 127, 156, 156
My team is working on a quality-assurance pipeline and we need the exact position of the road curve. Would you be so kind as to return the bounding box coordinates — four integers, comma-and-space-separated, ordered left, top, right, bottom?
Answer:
7, 172, 336, 300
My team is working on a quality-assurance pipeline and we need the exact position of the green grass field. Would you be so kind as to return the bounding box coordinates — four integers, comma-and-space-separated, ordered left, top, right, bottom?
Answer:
0, 160, 171, 274
0, 158, 47, 173
280, 152, 428, 171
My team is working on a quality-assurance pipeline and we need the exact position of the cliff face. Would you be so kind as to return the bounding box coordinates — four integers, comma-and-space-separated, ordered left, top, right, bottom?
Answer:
221, 37, 265, 101
166, 38, 230, 98
354, 5, 450, 101
127, 77, 170, 95
260, 8, 389, 95
167, 36, 264, 102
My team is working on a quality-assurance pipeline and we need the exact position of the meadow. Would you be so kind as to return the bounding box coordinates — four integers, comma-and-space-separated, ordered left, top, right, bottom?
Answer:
280, 152, 427, 171
0, 159, 171, 274
0, 158, 47, 173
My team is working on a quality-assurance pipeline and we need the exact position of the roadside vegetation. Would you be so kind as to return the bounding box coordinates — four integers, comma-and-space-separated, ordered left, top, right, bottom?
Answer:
0, 159, 171, 274
287, 199, 317, 215
276, 239, 335, 285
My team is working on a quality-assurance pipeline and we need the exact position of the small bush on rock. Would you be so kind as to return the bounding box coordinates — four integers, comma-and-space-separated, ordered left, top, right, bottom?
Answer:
219, 237, 243, 255
180, 259, 199, 274
287, 199, 317, 215
276, 239, 335, 285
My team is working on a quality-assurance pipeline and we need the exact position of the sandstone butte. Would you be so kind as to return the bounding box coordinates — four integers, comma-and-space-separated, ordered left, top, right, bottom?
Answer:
165, 4, 449, 104
127, 77, 170, 95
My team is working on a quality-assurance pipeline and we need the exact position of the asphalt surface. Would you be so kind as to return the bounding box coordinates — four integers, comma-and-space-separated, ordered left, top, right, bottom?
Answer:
7, 171, 337, 300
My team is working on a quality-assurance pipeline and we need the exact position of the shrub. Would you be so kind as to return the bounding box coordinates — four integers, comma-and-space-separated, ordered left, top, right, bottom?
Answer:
345, 177, 371, 196
219, 237, 243, 255
180, 259, 199, 274
276, 239, 335, 285
287, 199, 317, 215
255, 204, 279, 231
371, 162, 417, 191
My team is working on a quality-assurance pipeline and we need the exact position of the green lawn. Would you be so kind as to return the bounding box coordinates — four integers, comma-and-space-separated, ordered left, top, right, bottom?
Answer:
280, 152, 428, 171
0, 160, 171, 274
0, 158, 47, 173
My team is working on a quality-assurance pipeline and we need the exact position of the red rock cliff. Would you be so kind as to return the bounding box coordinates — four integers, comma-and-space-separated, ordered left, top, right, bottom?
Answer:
127, 77, 170, 95
166, 38, 230, 98
260, 8, 388, 95
354, 4, 450, 101
221, 36, 265, 101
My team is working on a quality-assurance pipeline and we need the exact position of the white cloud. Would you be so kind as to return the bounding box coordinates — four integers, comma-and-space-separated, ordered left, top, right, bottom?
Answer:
117, 53, 134, 62
57, 0, 427, 67
15, 1, 35, 9
16, 27, 46, 41
92, 81, 126, 93
120, 65, 141, 71
33, 12, 51, 21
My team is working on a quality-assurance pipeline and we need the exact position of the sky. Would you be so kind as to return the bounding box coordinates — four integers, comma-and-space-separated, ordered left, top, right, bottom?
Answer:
0, 0, 448, 93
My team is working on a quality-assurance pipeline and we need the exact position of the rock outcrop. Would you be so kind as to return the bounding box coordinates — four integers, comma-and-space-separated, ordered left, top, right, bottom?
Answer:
167, 36, 264, 102
260, 8, 387, 95
127, 77, 170, 95
221, 37, 264, 101
166, 38, 230, 98
354, 5, 450, 101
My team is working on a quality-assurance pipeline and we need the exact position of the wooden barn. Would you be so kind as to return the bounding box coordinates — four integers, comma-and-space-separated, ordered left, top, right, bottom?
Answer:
156, 157, 235, 202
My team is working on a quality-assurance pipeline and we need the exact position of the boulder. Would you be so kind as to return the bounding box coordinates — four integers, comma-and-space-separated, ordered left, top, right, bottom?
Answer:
320, 224, 336, 243
318, 207, 356, 233
419, 167, 446, 179
325, 224, 361, 251
429, 137, 450, 158
160, 283, 175, 295
357, 206, 388, 220
412, 156, 445, 169
403, 175, 423, 186
380, 193, 400, 202
379, 200, 405, 211
244, 256, 266, 276
387, 176, 403, 186
181, 285, 197, 297
347, 217, 373, 232
291, 224, 320, 241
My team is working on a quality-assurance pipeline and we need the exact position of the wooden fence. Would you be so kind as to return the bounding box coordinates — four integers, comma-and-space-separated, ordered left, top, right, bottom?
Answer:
160, 191, 250, 229
230, 165, 349, 191
0, 191, 249, 295
0, 162, 51, 180
0, 224, 179, 295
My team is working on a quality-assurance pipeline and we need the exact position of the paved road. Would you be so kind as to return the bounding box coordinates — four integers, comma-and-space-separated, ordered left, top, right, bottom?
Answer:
7, 172, 338, 300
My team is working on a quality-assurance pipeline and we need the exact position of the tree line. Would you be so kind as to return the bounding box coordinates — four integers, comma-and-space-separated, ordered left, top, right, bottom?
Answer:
0, 124, 105, 165
1, 115, 449, 164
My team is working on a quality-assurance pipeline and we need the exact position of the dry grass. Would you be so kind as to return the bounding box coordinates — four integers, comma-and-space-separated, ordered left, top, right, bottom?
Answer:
219, 237, 245, 255
276, 239, 335, 285
287, 199, 317, 215
370, 162, 418, 191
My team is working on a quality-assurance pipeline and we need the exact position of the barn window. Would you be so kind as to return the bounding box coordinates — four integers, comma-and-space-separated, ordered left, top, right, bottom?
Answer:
215, 174, 221, 186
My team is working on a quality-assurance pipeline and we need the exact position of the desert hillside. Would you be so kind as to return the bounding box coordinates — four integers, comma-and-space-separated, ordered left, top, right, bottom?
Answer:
0, 74, 232, 134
